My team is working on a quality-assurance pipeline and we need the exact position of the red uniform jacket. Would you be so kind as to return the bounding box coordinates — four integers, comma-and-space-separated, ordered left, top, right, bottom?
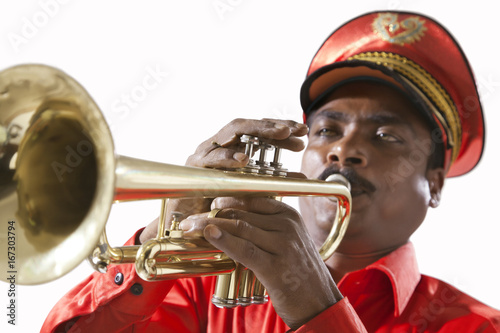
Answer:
42, 237, 500, 332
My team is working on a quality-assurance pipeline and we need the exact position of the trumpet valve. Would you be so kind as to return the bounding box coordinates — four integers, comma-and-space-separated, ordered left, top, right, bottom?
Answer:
88, 243, 111, 273
270, 146, 287, 177
256, 142, 274, 175
239, 135, 260, 173
165, 211, 184, 239
238, 135, 288, 176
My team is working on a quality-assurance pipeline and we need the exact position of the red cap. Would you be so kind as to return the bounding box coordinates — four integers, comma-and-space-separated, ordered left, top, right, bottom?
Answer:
300, 11, 484, 177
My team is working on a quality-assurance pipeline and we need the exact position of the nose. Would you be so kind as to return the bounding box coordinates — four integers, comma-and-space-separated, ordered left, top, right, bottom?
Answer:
326, 134, 368, 168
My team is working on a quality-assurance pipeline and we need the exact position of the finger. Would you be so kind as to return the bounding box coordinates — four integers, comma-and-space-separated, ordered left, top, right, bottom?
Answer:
261, 118, 308, 137
207, 206, 290, 235
139, 217, 160, 244
259, 136, 305, 152
213, 119, 305, 151
178, 213, 209, 237
286, 171, 307, 179
211, 197, 291, 217
179, 212, 280, 255
217, 118, 293, 144
180, 208, 278, 234
187, 118, 306, 168
166, 198, 212, 219
203, 224, 270, 270
203, 214, 281, 253
187, 144, 249, 168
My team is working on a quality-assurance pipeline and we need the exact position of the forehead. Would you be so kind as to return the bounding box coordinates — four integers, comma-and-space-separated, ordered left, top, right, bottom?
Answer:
307, 81, 431, 132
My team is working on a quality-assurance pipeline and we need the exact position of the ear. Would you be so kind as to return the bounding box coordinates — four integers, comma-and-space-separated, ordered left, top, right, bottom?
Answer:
426, 167, 445, 208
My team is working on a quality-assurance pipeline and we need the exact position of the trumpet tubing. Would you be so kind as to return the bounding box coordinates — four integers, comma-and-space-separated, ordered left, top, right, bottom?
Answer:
0, 64, 351, 308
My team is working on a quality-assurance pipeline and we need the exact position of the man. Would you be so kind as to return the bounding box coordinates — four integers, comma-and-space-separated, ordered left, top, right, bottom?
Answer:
42, 11, 500, 332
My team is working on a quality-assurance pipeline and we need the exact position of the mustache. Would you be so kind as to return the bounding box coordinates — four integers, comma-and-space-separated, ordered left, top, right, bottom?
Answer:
317, 165, 376, 193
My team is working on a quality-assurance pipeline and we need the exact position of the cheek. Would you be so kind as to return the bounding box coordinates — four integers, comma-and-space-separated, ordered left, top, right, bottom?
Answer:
379, 174, 430, 223
299, 196, 339, 239
301, 146, 325, 179
412, 176, 432, 209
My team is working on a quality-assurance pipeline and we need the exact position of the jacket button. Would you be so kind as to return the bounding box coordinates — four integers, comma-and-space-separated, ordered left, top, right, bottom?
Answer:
114, 272, 124, 285
130, 283, 143, 295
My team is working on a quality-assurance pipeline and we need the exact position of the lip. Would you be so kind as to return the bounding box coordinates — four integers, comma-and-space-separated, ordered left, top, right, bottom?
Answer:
318, 167, 377, 198
351, 190, 366, 197
350, 187, 366, 197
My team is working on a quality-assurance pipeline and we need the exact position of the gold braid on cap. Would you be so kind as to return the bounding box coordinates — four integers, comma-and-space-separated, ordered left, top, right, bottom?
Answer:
347, 52, 461, 164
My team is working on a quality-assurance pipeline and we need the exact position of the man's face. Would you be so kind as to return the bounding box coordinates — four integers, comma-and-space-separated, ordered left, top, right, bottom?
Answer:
299, 81, 444, 255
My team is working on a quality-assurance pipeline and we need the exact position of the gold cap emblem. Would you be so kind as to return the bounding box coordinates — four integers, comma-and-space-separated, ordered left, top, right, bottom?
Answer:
373, 13, 427, 45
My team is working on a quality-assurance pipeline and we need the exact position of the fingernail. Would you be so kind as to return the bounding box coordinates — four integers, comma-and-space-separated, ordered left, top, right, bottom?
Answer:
263, 124, 288, 136
233, 152, 247, 162
179, 220, 191, 230
295, 123, 308, 130
275, 124, 287, 130
206, 225, 222, 239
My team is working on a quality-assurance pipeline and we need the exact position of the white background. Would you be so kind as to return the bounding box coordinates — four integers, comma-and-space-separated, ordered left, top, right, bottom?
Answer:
1, 1, 499, 332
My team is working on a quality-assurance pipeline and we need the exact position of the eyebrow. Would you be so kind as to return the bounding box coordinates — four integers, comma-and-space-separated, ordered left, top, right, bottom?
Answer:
309, 109, 419, 138
315, 110, 407, 126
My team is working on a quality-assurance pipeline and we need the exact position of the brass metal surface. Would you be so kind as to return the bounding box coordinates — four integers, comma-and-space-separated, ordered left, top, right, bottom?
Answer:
0, 64, 115, 284
0, 64, 351, 308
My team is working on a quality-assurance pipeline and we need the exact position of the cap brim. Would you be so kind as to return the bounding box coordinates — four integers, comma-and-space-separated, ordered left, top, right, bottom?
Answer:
302, 60, 409, 113
300, 60, 454, 170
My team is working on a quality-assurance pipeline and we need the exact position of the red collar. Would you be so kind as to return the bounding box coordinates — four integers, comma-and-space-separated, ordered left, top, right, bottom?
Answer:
337, 242, 420, 316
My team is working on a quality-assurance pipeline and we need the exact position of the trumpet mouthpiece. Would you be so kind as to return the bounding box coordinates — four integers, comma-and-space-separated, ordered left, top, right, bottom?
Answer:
325, 174, 351, 192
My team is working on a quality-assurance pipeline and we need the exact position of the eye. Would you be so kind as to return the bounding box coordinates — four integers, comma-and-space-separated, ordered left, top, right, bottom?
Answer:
376, 132, 401, 143
316, 127, 339, 137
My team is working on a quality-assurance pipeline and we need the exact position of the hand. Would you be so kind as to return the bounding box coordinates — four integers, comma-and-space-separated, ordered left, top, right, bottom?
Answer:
139, 198, 211, 243
139, 118, 308, 243
180, 197, 343, 329
186, 118, 308, 169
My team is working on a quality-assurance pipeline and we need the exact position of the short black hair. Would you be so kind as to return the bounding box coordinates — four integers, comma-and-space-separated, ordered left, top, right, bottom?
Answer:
426, 130, 445, 171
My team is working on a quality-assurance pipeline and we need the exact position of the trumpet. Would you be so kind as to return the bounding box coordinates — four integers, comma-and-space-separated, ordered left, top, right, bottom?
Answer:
0, 64, 351, 308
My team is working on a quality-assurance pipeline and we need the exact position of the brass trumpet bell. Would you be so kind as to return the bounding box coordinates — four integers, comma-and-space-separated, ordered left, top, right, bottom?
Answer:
0, 64, 351, 308
0, 64, 116, 285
